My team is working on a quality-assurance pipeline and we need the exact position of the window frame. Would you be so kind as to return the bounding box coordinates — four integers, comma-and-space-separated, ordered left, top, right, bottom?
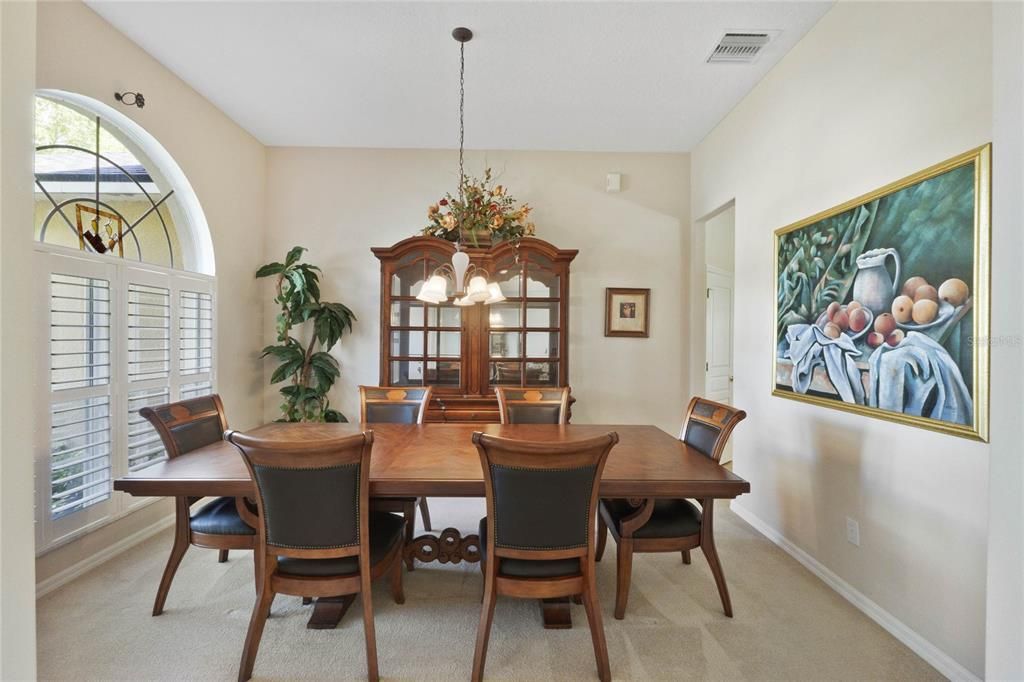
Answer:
34, 243, 217, 553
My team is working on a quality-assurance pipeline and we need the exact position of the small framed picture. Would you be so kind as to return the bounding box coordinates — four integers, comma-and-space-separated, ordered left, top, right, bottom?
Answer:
605, 288, 650, 337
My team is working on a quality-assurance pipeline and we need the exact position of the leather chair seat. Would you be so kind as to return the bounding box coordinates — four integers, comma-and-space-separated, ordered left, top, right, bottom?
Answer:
190, 496, 256, 535
601, 498, 702, 539
276, 512, 405, 577
478, 518, 581, 578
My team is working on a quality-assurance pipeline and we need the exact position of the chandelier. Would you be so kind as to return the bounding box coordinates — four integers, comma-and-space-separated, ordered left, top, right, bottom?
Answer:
416, 27, 505, 307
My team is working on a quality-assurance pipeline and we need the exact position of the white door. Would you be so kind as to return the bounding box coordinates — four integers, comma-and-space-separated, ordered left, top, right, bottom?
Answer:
704, 268, 735, 461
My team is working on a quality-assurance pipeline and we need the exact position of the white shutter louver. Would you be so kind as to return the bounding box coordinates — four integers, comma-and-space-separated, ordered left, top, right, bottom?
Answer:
50, 274, 111, 391
127, 387, 170, 471
128, 284, 171, 381
50, 396, 112, 519
180, 380, 213, 399
180, 291, 212, 375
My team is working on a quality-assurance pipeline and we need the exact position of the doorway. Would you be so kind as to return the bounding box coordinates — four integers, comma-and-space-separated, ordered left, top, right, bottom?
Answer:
700, 204, 736, 462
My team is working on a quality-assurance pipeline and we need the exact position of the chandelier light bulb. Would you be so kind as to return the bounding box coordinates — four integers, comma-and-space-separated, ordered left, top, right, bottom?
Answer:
483, 282, 506, 305
466, 275, 490, 302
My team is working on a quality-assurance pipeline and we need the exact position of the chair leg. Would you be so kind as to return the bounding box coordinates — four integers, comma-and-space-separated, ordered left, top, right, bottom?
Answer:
614, 539, 633, 620
682, 550, 691, 565
702, 537, 733, 618
582, 563, 611, 682
237, 585, 274, 682
390, 553, 405, 605
471, 571, 497, 682
152, 524, 189, 616
595, 513, 608, 562
360, 570, 379, 681
219, 549, 229, 563
404, 501, 416, 572
418, 497, 432, 532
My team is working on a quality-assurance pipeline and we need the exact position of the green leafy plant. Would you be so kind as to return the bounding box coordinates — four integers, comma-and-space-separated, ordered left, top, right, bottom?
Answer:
256, 247, 356, 422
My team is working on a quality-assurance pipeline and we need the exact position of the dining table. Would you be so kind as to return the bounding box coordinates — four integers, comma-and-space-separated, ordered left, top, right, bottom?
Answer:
114, 421, 750, 629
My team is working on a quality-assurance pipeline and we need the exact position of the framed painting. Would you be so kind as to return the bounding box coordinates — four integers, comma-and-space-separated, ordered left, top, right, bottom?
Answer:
605, 288, 650, 337
772, 144, 990, 441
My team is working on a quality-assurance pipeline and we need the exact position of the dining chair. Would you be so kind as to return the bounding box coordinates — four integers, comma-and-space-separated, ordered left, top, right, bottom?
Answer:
472, 430, 618, 682
494, 386, 570, 424
360, 385, 433, 570
140, 394, 257, 616
596, 396, 746, 619
226, 428, 405, 682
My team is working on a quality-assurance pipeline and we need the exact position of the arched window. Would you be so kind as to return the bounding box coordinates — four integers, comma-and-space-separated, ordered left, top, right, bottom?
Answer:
34, 92, 217, 550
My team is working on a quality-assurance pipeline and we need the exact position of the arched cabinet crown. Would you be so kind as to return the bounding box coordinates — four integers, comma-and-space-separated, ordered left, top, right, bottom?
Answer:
372, 236, 578, 422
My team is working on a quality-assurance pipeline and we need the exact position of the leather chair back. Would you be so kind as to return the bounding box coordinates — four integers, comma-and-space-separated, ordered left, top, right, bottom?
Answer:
495, 387, 570, 425
679, 397, 747, 462
359, 386, 432, 424
226, 428, 373, 558
140, 394, 228, 458
473, 431, 617, 558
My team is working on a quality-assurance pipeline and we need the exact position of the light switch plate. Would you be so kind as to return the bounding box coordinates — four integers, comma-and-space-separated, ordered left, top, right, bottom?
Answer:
606, 173, 621, 192
846, 517, 860, 547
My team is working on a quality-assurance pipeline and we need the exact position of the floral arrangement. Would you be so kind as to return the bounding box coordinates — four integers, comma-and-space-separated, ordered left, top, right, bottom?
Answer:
423, 168, 536, 245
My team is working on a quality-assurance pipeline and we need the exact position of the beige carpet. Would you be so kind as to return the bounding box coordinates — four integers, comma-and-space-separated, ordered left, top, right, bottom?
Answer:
37, 499, 940, 681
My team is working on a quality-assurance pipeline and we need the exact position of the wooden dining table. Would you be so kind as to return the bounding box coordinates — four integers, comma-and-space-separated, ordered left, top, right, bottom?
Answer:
115, 422, 749, 629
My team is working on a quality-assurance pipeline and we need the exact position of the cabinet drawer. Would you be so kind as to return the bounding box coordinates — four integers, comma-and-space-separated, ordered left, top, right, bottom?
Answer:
439, 409, 499, 423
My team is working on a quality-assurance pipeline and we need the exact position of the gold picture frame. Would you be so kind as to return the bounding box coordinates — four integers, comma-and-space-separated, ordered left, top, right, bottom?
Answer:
772, 144, 990, 441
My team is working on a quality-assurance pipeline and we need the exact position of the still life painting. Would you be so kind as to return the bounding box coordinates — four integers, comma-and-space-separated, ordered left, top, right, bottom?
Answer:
773, 145, 990, 441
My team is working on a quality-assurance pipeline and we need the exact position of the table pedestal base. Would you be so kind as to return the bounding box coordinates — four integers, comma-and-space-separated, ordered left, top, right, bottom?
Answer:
304, 529, 577, 630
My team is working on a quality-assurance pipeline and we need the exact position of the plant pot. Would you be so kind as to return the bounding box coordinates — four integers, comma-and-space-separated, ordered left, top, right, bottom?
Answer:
459, 228, 492, 248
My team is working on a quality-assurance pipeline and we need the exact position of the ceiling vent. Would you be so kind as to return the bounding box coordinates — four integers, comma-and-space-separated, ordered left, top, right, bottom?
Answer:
706, 32, 774, 64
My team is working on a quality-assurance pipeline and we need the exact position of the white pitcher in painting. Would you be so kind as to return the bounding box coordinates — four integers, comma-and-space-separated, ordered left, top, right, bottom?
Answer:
852, 248, 902, 315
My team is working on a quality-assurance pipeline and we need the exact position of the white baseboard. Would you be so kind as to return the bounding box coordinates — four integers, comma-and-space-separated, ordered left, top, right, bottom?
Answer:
730, 502, 980, 682
35, 513, 175, 599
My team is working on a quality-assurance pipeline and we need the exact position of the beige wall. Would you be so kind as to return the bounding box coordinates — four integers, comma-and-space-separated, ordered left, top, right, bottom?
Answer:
265, 149, 690, 433
34, 0, 267, 583
704, 205, 734, 274
985, 3, 1024, 678
1, 1, 39, 677
690, 3, 994, 677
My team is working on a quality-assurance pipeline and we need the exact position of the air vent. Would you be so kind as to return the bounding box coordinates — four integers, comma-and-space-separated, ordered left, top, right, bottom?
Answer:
707, 32, 773, 64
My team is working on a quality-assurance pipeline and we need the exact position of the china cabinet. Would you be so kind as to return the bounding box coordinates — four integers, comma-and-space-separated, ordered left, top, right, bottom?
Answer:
372, 236, 577, 422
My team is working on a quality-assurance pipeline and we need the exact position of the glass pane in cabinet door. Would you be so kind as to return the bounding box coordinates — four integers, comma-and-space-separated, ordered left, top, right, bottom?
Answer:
490, 361, 522, 385
426, 361, 460, 386
487, 303, 521, 329
495, 264, 522, 298
391, 261, 426, 297
390, 301, 426, 327
526, 331, 558, 358
525, 302, 559, 328
390, 331, 424, 357
526, 264, 559, 298
427, 331, 461, 358
489, 331, 521, 358
390, 360, 424, 386
525, 362, 558, 386
437, 305, 461, 328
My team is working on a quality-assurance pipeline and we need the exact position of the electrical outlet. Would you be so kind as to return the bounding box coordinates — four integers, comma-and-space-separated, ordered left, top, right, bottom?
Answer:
846, 517, 860, 547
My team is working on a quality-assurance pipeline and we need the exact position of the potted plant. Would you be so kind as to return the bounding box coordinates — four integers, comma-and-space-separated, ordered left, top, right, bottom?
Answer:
256, 247, 356, 422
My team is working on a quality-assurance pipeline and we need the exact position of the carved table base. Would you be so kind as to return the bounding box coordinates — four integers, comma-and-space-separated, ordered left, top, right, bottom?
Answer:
407, 528, 481, 565
306, 528, 577, 630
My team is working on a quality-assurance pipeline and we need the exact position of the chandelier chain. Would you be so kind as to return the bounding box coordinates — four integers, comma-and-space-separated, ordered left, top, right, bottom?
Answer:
458, 40, 466, 206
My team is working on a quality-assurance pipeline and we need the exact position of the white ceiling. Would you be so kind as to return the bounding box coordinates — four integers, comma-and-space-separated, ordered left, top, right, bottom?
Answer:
86, 1, 833, 152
